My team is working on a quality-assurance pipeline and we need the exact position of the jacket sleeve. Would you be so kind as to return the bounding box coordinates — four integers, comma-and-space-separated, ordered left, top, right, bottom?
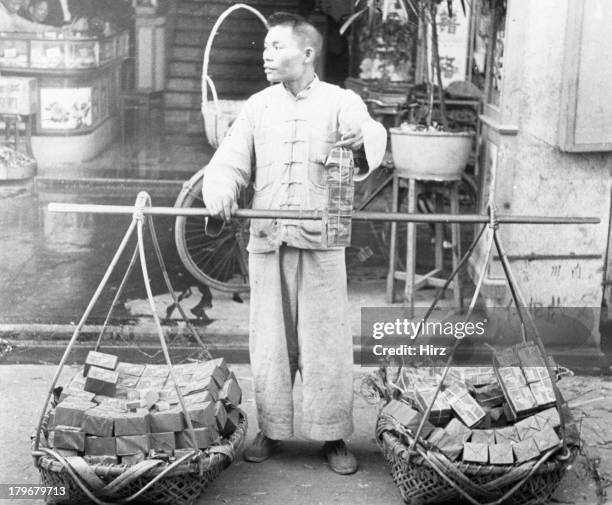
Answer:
202, 99, 254, 203
337, 90, 387, 181
201, 98, 255, 236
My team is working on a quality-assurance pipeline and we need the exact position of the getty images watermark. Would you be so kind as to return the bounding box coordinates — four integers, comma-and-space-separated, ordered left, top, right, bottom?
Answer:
359, 306, 599, 367
370, 318, 486, 356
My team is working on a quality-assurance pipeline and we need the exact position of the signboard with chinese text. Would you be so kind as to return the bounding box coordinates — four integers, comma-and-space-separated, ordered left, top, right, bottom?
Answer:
429, 0, 471, 87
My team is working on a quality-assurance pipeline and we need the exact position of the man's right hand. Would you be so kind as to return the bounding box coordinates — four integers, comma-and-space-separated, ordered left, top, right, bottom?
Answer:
207, 194, 238, 223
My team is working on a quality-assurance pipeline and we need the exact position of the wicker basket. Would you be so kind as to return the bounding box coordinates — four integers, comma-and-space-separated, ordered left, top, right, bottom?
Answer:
371, 205, 580, 505
201, 4, 268, 148
33, 408, 247, 505
376, 413, 577, 505
31, 193, 249, 504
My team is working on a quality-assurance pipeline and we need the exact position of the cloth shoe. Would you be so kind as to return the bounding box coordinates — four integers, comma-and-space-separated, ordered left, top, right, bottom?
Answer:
322, 440, 358, 475
243, 431, 278, 463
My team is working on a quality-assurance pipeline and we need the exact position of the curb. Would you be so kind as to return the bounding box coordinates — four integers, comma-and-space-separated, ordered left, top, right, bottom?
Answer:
1, 324, 609, 373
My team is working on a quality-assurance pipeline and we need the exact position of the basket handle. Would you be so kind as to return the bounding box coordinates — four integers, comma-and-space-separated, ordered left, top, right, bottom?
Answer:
201, 4, 269, 120
33, 193, 207, 455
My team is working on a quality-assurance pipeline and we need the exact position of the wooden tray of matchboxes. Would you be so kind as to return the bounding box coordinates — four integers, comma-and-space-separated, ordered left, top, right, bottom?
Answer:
32, 351, 247, 505
375, 342, 579, 505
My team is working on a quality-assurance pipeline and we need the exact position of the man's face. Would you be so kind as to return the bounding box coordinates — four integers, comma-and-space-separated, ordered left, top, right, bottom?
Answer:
263, 25, 308, 83
31, 1, 48, 21
3, 0, 23, 13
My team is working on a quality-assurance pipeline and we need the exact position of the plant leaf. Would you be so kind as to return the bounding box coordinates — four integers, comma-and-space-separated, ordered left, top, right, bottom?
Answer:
401, 0, 420, 18
339, 6, 369, 35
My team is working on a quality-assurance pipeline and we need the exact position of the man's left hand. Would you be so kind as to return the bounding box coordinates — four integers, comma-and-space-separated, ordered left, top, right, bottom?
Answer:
335, 127, 363, 151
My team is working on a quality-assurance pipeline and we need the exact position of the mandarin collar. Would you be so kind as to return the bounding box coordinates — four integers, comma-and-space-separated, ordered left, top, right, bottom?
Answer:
282, 75, 320, 99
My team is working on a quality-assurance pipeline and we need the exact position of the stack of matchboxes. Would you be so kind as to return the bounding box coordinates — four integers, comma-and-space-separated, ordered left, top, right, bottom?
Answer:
381, 343, 574, 466
47, 351, 242, 465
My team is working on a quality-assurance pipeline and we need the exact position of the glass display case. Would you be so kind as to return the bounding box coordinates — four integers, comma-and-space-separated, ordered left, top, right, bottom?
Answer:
0, 30, 129, 162
0, 31, 129, 70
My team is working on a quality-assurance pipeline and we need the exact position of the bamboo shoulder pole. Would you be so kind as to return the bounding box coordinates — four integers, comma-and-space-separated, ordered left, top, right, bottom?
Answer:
47, 203, 600, 225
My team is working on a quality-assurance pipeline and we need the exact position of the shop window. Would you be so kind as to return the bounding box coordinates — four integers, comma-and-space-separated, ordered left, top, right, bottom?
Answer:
558, 0, 612, 152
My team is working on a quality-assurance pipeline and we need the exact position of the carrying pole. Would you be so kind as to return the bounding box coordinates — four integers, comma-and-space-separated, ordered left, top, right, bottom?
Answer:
48, 203, 600, 225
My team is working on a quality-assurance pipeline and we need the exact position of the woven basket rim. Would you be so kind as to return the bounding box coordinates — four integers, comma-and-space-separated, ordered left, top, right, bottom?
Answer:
378, 423, 577, 477
34, 409, 247, 479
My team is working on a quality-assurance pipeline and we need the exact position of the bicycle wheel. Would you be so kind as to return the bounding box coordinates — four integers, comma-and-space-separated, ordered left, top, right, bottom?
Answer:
174, 169, 251, 293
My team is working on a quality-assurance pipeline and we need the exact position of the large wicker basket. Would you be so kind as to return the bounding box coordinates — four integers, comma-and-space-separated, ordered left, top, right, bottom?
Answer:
376, 413, 577, 505
201, 4, 268, 148
32, 192, 248, 504
33, 408, 247, 505
372, 205, 581, 505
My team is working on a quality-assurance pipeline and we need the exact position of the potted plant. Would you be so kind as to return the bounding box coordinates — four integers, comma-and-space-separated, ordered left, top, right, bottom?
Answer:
343, 0, 475, 180
391, 0, 474, 180
341, 0, 417, 104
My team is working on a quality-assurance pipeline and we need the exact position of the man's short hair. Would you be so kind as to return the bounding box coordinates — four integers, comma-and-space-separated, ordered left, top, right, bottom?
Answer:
268, 12, 323, 59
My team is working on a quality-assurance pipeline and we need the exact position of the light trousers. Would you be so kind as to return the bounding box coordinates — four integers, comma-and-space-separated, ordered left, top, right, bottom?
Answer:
248, 245, 354, 441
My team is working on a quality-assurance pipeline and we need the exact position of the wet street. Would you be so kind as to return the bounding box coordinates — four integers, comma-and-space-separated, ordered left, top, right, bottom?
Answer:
0, 179, 394, 327
0, 111, 461, 328
0, 186, 192, 324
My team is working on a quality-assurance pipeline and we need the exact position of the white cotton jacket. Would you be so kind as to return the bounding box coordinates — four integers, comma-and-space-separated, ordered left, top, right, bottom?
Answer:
202, 76, 387, 253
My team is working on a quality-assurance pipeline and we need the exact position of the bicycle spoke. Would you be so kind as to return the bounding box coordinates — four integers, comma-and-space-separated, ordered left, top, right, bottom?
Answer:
175, 175, 250, 292
190, 233, 234, 263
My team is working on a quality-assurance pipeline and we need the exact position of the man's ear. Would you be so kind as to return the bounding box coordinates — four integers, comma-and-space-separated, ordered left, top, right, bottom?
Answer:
304, 46, 315, 64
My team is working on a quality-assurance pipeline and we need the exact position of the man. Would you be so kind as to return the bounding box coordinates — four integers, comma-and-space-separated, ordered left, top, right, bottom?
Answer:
0, 0, 52, 31
24, 0, 50, 23
202, 12, 386, 475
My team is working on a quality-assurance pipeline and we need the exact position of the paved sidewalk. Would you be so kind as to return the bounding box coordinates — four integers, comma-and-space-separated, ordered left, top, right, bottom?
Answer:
1, 365, 611, 505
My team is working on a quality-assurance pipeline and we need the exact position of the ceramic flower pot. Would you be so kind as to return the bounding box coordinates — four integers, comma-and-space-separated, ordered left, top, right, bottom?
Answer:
389, 127, 474, 180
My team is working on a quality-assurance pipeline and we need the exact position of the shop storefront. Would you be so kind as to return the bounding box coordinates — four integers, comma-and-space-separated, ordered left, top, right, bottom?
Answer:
470, 0, 612, 352
0, 30, 129, 163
